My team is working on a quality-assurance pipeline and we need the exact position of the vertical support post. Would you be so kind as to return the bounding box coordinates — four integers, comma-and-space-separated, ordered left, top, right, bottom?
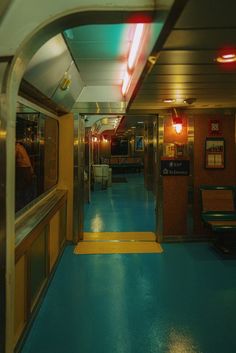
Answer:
0, 59, 15, 353
187, 116, 194, 236
0, 94, 7, 353
73, 114, 79, 243
73, 114, 85, 243
156, 115, 164, 242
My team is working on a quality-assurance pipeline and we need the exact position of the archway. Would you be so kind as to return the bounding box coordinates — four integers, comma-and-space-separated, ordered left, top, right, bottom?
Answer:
0, 1, 184, 352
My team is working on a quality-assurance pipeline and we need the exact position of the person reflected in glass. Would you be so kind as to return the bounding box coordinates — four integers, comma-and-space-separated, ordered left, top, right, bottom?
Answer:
15, 141, 34, 211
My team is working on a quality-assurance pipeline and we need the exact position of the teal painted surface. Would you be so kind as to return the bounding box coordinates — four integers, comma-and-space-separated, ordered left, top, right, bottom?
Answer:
65, 24, 128, 42
84, 173, 156, 232
21, 244, 236, 353
64, 24, 128, 58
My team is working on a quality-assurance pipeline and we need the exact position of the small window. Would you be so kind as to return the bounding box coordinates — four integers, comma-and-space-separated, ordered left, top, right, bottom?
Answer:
15, 111, 59, 213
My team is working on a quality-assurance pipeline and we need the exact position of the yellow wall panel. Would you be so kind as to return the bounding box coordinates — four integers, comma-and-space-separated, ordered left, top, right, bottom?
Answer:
14, 256, 26, 344
58, 114, 74, 240
49, 211, 60, 271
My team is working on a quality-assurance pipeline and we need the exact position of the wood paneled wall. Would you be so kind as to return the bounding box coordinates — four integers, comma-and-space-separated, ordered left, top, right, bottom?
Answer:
194, 114, 236, 235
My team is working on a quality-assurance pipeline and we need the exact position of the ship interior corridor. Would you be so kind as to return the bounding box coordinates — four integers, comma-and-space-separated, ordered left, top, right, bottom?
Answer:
84, 173, 156, 234
2, 1, 236, 353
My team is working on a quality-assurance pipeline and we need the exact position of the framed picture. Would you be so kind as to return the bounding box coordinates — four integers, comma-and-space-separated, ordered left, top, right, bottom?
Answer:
135, 136, 144, 151
205, 138, 225, 169
208, 119, 222, 136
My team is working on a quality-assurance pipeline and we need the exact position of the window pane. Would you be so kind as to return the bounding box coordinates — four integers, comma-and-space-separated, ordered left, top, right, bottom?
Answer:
15, 112, 58, 213
44, 117, 58, 190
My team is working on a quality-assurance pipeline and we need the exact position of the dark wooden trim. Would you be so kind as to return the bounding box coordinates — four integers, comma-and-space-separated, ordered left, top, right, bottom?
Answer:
0, 56, 13, 62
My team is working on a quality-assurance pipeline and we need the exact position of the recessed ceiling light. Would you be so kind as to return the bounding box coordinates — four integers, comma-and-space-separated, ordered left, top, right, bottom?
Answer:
216, 52, 236, 63
183, 98, 196, 105
163, 99, 176, 103
137, 121, 144, 124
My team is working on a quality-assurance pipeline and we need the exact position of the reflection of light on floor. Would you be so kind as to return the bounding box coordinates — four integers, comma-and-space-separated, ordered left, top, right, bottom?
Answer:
91, 214, 104, 232
167, 329, 201, 353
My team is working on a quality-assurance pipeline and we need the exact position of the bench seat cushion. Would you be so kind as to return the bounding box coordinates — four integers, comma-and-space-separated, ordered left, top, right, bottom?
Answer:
209, 220, 236, 232
202, 213, 236, 232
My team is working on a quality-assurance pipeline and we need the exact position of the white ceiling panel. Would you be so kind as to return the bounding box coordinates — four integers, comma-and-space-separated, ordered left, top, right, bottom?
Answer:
85, 79, 123, 86
24, 34, 72, 98
81, 70, 125, 81
78, 86, 122, 102
67, 41, 130, 60
64, 23, 131, 87
75, 60, 126, 73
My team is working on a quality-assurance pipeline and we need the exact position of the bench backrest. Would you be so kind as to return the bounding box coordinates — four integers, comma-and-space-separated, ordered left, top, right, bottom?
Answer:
201, 188, 235, 213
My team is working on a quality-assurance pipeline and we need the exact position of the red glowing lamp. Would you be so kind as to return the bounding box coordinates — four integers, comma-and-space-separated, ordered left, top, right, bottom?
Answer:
172, 116, 183, 134
172, 109, 183, 134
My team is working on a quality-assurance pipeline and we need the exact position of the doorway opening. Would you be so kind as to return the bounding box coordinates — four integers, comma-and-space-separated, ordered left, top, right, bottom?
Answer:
83, 114, 157, 243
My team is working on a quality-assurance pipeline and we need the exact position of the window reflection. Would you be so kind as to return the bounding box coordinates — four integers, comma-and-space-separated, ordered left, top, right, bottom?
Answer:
15, 112, 58, 213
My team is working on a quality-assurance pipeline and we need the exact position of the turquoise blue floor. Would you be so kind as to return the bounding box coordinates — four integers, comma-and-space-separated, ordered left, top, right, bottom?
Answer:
84, 173, 155, 232
21, 244, 236, 353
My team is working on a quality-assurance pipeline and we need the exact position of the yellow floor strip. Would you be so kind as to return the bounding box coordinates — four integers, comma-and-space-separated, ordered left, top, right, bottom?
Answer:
83, 232, 156, 241
74, 241, 163, 255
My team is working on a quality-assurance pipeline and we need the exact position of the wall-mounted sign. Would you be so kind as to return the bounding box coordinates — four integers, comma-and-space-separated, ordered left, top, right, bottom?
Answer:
205, 138, 225, 169
135, 136, 144, 151
163, 143, 186, 158
161, 159, 190, 176
208, 119, 222, 136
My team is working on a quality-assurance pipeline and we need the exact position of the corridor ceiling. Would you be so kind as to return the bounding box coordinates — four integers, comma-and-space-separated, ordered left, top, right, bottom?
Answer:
129, 0, 236, 112
3, 0, 236, 116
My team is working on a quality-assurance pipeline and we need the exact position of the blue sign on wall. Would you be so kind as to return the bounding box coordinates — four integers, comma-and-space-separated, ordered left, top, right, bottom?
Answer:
161, 160, 190, 176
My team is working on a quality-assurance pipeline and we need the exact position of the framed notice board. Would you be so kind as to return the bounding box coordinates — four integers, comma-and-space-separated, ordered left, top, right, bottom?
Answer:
205, 138, 225, 169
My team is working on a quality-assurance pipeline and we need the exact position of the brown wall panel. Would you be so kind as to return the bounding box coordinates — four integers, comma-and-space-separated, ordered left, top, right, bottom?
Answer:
194, 114, 236, 235
163, 176, 188, 236
162, 115, 189, 236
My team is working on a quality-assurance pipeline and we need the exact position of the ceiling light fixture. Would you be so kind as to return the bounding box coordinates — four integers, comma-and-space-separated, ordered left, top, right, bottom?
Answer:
163, 98, 176, 103
172, 108, 183, 134
183, 98, 196, 105
121, 71, 131, 96
60, 72, 72, 91
122, 23, 145, 96
128, 24, 144, 71
216, 52, 236, 63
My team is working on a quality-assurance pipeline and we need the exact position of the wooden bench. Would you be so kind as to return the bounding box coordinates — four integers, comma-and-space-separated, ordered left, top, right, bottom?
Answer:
200, 185, 236, 253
